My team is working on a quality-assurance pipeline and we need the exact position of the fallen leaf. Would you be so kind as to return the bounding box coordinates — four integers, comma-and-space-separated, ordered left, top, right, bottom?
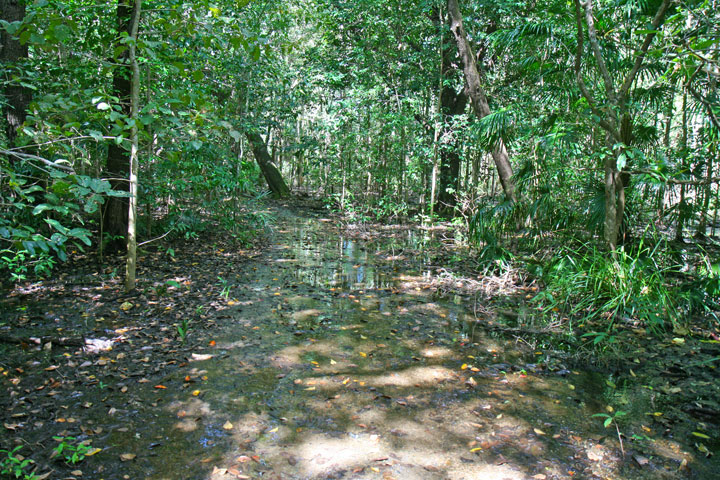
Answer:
154, 385, 167, 389
119, 453, 136, 461
223, 421, 234, 430
120, 302, 133, 311
533, 428, 546, 436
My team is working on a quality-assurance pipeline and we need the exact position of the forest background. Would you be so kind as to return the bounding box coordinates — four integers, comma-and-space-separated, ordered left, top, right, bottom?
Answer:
1, 0, 719, 342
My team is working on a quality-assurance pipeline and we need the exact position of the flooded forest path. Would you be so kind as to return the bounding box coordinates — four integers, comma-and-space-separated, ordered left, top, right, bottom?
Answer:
1, 200, 716, 480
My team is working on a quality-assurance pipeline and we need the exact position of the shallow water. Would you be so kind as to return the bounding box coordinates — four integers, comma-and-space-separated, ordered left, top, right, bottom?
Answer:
56, 211, 709, 479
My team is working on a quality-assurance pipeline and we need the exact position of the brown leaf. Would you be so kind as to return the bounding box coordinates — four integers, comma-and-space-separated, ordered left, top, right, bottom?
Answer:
119, 453, 136, 461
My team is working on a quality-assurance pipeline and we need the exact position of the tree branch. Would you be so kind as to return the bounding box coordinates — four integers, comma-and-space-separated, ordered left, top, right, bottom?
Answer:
617, 0, 674, 104
573, 0, 620, 140
580, 0, 616, 103
0, 149, 75, 172
687, 85, 720, 132
625, 169, 720, 185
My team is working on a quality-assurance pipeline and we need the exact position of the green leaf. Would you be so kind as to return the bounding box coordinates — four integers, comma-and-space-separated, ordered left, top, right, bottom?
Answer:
616, 153, 626, 171
89, 130, 103, 141
45, 218, 69, 234
53, 24, 72, 42
32, 204, 53, 215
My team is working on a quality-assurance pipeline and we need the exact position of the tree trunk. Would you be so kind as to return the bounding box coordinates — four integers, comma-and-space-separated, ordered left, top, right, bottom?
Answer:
124, 0, 141, 291
573, 0, 672, 250
447, 0, 516, 202
245, 131, 290, 197
437, 14, 468, 213
0, 0, 30, 151
437, 83, 467, 213
103, 0, 134, 252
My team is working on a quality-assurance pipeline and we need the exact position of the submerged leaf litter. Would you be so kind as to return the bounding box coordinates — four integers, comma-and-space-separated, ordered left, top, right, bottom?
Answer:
1, 200, 718, 479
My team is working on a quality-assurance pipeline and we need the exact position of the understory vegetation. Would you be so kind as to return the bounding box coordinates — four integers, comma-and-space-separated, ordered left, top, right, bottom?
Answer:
2, 0, 718, 346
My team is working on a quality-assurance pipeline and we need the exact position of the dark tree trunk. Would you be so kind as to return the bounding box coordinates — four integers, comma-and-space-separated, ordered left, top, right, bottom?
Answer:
103, 0, 134, 252
246, 131, 290, 197
0, 0, 30, 151
437, 76, 468, 213
447, 0, 516, 202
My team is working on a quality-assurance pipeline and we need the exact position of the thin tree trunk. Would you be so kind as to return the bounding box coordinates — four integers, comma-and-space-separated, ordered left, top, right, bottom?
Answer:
125, 0, 142, 291
245, 131, 290, 197
696, 140, 715, 238
574, 0, 672, 250
447, 0, 516, 202
676, 90, 688, 242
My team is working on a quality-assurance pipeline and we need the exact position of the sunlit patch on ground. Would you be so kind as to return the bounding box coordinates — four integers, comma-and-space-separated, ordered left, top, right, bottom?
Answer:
361, 365, 456, 388
420, 346, 454, 358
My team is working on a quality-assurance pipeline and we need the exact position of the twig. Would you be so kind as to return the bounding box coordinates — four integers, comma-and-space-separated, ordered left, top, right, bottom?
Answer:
138, 229, 173, 246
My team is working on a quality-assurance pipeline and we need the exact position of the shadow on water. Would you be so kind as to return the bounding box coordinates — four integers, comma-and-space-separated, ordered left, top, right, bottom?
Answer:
70, 212, 714, 479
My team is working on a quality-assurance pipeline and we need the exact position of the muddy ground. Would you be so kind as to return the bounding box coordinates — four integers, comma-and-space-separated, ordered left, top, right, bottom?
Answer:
1, 199, 718, 480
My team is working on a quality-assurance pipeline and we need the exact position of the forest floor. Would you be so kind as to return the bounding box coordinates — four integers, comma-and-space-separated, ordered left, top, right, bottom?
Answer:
1, 198, 719, 480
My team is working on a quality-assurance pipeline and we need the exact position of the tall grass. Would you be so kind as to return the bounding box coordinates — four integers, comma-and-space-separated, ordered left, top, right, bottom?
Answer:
532, 240, 683, 335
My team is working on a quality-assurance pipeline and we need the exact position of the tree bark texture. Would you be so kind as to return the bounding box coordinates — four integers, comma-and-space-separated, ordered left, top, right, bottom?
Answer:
124, 0, 141, 291
103, 0, 135, 252
447, 0, 516, 202
437, 81, 467, 212
0, 0, 30, 150
246, 131, 291, 197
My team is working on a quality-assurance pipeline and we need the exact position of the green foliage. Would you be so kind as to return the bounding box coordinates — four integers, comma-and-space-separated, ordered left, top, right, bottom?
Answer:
0, 161, 127, 282
0, 446, 37, 480
177, 317, 191, 343
52, 437, 92, 465
532, 239, 686, 339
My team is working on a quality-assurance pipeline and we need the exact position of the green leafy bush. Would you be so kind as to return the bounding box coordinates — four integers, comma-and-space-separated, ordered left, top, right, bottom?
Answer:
533, 240, 682, 336
0, 446, 37, 480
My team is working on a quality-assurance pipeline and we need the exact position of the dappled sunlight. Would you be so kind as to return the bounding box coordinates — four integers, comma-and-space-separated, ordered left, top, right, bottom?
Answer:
420, 345, 454, 358
270, 339, 347, 369
8, 205, 713, 480
167, 397, 214, 432
363, 365, 456, 388
290, 308, 323, 322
